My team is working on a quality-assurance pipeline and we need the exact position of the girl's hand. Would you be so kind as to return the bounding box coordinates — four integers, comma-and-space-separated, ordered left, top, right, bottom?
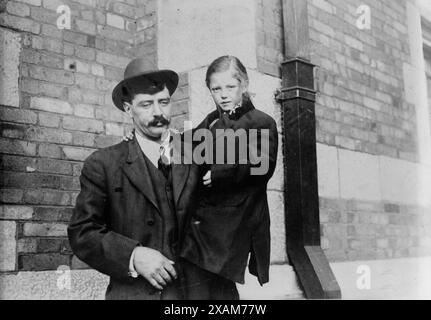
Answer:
203, 170, 212, 187
123, 131, 134, 141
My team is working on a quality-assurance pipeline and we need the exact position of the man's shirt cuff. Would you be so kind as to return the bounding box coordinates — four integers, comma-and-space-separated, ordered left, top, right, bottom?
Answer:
128, 246, 139, 278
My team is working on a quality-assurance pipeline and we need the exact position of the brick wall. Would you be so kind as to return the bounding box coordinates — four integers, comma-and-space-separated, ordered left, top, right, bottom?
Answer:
254, 0, 431, 262
258, 0, 419, 161
309, 0, 416, 161
320, 198, 431, 261
255, 0, 284, 77
0, 0, 191, 273
308, 0, 431, 261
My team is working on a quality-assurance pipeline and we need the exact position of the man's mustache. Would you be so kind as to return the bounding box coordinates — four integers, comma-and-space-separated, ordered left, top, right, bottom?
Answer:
148, 115, 170, 127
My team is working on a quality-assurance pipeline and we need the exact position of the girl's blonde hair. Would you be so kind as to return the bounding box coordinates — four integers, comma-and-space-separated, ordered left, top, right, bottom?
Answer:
205, 55, 250, 101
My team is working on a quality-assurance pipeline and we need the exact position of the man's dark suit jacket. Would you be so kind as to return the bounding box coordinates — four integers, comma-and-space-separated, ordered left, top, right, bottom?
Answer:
180, 100, 278, 285
68, 137, 199, 300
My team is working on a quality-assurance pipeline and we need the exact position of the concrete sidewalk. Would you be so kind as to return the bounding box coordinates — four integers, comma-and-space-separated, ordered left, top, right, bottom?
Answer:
329, 256, 431, 300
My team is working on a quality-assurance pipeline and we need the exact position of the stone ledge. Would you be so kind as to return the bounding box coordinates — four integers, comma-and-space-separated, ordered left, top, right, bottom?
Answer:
0, 221, 16, 272
0, 269, 108, 300
0, 264, 303, 300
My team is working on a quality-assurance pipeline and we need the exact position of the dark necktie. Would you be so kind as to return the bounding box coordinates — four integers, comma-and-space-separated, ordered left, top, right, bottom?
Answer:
158, 133, 173, 179
158, 156, 170, 179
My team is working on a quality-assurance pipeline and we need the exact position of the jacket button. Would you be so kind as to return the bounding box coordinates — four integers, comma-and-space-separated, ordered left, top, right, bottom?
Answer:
147, 220, 155, 226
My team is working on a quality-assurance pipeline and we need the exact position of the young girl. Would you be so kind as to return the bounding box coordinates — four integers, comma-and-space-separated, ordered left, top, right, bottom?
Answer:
179, 55, 278, 299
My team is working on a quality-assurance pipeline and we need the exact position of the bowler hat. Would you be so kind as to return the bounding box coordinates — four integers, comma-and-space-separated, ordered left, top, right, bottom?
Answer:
112, 57, 179, 111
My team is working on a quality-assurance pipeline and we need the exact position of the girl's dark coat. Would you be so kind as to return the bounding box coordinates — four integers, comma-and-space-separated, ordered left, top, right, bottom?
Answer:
180, 100, 278, 285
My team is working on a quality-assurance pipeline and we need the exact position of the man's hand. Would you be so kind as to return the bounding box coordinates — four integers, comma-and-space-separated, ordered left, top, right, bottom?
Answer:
133, 247, 177, 290
203, 170, 212, 187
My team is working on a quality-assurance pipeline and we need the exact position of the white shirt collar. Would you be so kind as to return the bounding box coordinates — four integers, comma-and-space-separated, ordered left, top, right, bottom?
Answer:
135, 131, 161, 168
134, 130, 172, 167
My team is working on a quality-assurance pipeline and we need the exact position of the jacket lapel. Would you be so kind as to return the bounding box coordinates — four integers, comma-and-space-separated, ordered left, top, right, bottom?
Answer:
172, 163, 191, 244
171, 163, 190, 205
122, 139, 160, 213
171, 131, 193, 205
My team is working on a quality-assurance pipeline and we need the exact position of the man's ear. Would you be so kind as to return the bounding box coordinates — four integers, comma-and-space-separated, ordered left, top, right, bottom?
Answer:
123, 102, 133, 117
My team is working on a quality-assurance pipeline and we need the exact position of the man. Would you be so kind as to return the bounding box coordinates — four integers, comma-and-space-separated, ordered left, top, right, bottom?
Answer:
68, 58, 198, 300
